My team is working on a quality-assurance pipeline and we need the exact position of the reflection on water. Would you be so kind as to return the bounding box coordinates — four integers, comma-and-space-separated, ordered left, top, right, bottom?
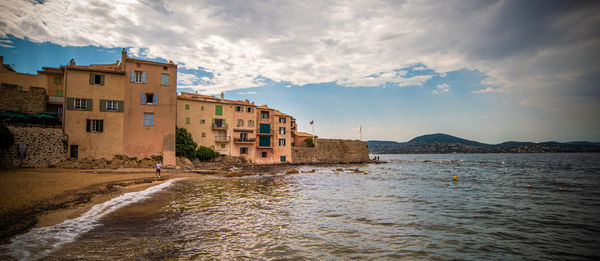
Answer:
8, 153, 600, 260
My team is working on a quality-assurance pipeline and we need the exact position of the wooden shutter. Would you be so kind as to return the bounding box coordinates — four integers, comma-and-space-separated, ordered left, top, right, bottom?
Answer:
141, 93, 146, 104
142, 72, 147, 83
89, 74, 94, 84
86, 99, 93, 111
100, 75, 105, 85
117, 101, 124, 112
98, 120, 104, 132
100, 99, 106, 111
153, 94, 158, 105
130, 71, 135, 82
67, 97, 74, 110
86, 119, 91, 132
215, 105, 223, 115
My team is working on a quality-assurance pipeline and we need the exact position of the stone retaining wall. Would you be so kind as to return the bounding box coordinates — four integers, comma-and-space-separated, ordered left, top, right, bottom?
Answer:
291, 139, 371, 164
0, 84, 47, 113
0, 126, 66, 168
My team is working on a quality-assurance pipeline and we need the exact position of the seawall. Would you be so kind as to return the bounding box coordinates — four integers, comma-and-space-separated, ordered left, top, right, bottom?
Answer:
292, 139, 371, 164
0, 126, 66, 168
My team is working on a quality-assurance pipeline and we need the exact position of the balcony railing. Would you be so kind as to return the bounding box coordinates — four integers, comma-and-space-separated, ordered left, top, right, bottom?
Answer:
257, 129, 274, 135
234, 138, 256, 143
215, 135, 230, 142
212, 123, 228, 130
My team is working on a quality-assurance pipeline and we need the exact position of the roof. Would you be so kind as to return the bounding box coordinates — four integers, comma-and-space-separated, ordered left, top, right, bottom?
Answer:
38, 67, 63, 75
273, 110, 291, 117
177, 92, 256, 106
294, 131, 313, 137
126, 58, 176, 67
63, 62, 125, 74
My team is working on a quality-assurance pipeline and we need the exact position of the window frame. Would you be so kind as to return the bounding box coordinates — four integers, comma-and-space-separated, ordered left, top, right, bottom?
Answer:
135, 71, 144, 83
106, 100, 118, 112
74, 98, 87, 110
240, 147, 248, 154
143, 113, 154, 127
279, 138, 286, 146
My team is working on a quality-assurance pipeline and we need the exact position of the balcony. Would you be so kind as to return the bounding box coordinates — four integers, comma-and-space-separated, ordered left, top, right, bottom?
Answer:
234, 137, 256, 144
212, 123, 228, 130
257, 129, 274, 135
215, 135, 230, 142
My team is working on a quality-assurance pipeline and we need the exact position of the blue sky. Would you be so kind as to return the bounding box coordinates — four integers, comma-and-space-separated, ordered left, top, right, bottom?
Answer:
1, 0, 598, 143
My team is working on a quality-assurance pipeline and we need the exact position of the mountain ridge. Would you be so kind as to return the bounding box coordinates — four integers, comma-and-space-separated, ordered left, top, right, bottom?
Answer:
368, 133, 600, 154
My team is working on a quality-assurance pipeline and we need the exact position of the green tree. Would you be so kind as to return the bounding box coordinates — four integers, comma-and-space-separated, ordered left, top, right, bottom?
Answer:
304, 137, 315, 147
176, 127, 197, 159
196, 146, 220, 160
0, 125, 14, 150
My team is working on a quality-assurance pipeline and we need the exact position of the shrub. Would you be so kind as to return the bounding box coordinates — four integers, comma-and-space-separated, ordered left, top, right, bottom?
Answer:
196, 146, 220, 160
0, 125, 14, 150
304, 137, 315, 147
176, 127, 198, 160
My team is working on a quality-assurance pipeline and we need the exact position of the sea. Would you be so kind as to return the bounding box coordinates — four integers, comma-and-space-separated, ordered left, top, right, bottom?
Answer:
2, 153, 600, 260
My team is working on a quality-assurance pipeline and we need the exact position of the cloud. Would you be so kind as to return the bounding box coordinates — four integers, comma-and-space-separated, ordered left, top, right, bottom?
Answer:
177, 72, 199, 85
432, 83, 450, 95
0, 0, 598, 113
238, 91, 256, 95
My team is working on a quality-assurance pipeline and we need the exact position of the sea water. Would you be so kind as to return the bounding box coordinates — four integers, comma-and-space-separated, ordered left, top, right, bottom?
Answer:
3, 153, 600, 260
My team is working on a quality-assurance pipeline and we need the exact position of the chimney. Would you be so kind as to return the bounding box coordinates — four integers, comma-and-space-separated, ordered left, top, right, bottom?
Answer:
69, 59, 76, 66
0, 56, 3, 65
220, 92, 224, 101
121, 48, 127, 70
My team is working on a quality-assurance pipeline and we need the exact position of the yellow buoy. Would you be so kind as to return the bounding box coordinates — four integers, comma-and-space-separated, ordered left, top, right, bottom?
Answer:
452, 176, 458, 181
527, 184, 532, 188
498, 183, 503, 186
559, 188, 564, 191
363, 171, 368, 174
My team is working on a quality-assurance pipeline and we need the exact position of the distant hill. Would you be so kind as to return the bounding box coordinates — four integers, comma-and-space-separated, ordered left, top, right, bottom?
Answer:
368, 133, 600, 154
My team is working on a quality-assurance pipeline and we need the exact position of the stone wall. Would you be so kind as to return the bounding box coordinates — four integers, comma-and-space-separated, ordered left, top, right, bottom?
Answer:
291, 139, 371, 164
0, 83, 47, 113
0, 126, 66, 168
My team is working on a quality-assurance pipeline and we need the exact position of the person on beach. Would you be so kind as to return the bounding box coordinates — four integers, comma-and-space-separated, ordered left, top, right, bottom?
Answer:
155, 162, 162, 177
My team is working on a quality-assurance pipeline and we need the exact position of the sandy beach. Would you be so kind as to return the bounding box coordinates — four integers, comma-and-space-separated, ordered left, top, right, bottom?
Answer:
0, 168, 212, 243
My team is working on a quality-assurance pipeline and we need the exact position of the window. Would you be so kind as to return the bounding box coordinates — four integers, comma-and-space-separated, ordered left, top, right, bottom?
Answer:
70, 145, 78, 159
261, 111, 269, 119
240, 147, 248, 154
86, 119, 104, 132
259, 136, 270, 147
54, 77, 62, 84
215, 105, 223, 115
90, 74, 104, 85
163, 66, 168, 70
247, 107, 254, 113
144, 113, 154, 127
186, 117, 190, 124
279, 117, 286, 123
141, 93, 158, 105
185, 104, 189, 110
202, 132, 206, 137
75, 98, 87, 110
259, 123, 270, 134
161, 74, 169, 86
248, 120, 254, 127
200, 119, 205, 124
279, 138, 286, 146
279, 127, 286, 135
56, 90, 63, 97
237, 119, 243, 127
261, 151, 267, 158
131, 71, 146, 83
221, 144, 226, 148
280, 156, 286, 162
201, 106, 204, 111
235, 106, 242, 112
106, 100, 118, 111
240, 133, 248, 140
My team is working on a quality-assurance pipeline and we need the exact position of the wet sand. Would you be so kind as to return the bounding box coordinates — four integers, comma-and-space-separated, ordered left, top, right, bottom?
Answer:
0, 168, 212, 243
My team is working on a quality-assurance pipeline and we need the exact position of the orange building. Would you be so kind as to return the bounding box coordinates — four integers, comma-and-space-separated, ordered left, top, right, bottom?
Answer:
63, 50, 177, 165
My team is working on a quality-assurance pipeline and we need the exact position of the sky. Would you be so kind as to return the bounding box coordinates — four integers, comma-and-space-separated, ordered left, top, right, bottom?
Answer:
1, 0, 599, 143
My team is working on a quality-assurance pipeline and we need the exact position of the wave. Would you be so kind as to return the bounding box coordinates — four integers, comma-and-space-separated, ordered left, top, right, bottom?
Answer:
2, 179, 181, 261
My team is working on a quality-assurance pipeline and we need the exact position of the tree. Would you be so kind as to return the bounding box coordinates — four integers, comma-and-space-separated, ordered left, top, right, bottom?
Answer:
196, 146, 220, 160
304, 137, 315, 147
176, 127, 197, 159
0, 125, 14, 150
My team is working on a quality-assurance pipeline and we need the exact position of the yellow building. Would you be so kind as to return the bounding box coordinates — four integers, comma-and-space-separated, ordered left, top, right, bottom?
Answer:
63, 50, 177, 165
177, 92, 293, 164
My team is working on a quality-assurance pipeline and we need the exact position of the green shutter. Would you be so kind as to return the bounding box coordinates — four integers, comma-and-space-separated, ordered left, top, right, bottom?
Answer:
100, 75, 105, 85
100, 99, 106, 111
215, 105, 223, 115
185, 104, 189, 110
89, 74, 94, 84
86, 119, 91, 132
67, 97, 74, 110
98, 120, 104, 132
117, 101, 124, 112
186, 117, 190, 124
260, 123, 270, 134
56, 90, 63, 97
259, 136, 270, 147
86, 99, 93, 111
280, 156, 286, 162
201, 106, 204, 111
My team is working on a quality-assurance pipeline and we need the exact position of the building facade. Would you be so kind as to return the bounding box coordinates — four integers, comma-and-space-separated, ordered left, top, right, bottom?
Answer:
63, 50, 177, 165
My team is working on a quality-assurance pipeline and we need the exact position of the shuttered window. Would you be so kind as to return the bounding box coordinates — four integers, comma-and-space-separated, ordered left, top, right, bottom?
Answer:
86, 119, 103, 132
68, 98, 93, 111
89, 74, 105, 85
259, 136, 270, 147
161, 74, 169, 86
215, 105, 223, 115
144, 113, 154, 126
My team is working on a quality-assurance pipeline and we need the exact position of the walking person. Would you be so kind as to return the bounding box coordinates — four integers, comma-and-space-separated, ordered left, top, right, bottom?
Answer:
155, 162, 162, 177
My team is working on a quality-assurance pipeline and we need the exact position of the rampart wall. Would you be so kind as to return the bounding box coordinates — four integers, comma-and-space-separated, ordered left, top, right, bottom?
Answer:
0, 84, 47, 113
0, 126, 66, 168
291, 139, 371, 164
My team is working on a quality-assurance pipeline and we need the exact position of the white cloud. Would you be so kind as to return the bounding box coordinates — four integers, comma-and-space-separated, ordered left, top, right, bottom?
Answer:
0, 0, 597, 109
177, 72, 199, 85
432, 83, 450, 95
238, 91, 256, 95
